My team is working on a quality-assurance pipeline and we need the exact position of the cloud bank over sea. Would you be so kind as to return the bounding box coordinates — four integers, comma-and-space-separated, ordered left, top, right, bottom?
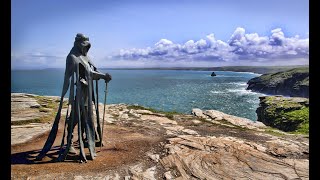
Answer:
109, 27, 308, 66
12, 27, 309, 69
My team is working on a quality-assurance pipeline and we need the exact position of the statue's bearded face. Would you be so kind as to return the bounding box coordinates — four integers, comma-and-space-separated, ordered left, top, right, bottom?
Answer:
75, 38, 91, 56
81, 44, 90, 56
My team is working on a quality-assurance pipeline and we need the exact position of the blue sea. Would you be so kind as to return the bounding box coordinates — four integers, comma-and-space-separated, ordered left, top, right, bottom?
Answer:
11, 69, 264, 121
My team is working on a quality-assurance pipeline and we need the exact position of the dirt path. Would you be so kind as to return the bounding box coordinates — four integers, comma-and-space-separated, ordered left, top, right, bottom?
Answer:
11, 120, 167, 179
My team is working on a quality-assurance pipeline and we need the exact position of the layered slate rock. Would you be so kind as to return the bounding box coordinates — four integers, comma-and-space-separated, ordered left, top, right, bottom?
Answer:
161, 135, 308, 179
246, 67, 309, 98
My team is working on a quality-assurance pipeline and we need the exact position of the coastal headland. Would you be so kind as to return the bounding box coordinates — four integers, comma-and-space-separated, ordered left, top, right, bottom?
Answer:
11, 93, 309, 179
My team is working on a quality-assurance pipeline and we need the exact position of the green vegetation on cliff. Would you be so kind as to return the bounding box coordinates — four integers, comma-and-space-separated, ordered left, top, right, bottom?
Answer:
256, 96, 309, 134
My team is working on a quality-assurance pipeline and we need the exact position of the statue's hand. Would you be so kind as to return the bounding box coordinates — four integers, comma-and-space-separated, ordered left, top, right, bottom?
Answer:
80, 78, 88, 86
104, 73, 112, 83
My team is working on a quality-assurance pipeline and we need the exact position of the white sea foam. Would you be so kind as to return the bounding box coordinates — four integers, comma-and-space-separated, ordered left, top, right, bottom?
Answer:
227, 88, 263, 95
234, 71, 262, 76
210, 90, 225, 94
223, 82, 247, 86
215, 75, 243, 77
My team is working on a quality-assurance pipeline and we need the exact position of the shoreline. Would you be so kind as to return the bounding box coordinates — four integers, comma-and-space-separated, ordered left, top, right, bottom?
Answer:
11, 91, 263, 121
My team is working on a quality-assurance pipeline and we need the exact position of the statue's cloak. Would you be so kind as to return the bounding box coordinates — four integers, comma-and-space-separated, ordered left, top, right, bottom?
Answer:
36, 44, 103, 162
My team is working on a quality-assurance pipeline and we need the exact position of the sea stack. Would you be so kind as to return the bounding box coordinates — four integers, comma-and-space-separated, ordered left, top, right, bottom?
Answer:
211, 72, 216, 76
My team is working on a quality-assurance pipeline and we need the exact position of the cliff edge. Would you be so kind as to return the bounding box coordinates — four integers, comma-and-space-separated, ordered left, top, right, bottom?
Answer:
246, 67, 309, 98
11, 93, 309, 179
256, 96, 309, 134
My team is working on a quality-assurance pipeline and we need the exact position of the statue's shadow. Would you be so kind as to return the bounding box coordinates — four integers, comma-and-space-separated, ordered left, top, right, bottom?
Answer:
11, 146, 83, 164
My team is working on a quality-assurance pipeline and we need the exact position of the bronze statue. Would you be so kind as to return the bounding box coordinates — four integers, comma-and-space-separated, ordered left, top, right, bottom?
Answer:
36, 33, 112, 162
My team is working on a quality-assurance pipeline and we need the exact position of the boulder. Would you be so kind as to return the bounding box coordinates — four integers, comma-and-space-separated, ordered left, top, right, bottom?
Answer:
191, 108, 207, 119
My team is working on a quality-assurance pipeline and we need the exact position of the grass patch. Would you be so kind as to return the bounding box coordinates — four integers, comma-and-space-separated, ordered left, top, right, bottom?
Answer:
260, 96, 309, 135
11, 116, 52, 126
217, 119, 249, 131
295, 122, 309, 134
127, 105, 182, 119
273, 107, 309, 134
264, 129, 285, 136
13, 95, 63, 126
39, 107, 51, 112
263, 127, 286, 136
34, 96, 59, 109
263, 96, 306, 110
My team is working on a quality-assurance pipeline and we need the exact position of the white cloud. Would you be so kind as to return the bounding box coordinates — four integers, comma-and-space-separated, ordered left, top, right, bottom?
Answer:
12, 27, 309, 69
11, 52, 65, 69
111, 27, 309, 65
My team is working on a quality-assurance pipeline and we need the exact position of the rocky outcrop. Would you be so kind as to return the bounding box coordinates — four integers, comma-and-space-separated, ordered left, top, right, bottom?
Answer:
11, 93, 309, 179
256, 96, 309, 133
210, 72, 216, 76
246, 67, 309, 98
11, 93, 68, 145
161, 135, 308, 179
191, 108, 266, 130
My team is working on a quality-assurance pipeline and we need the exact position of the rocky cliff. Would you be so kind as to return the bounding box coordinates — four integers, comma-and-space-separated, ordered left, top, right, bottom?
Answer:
256, 96, 309, 134
11, 93, 309, 179
246, 67, 309, 98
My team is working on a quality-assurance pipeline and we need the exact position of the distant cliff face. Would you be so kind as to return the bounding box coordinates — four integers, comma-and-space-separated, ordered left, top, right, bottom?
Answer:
246, 67, 309, 98
256, 96, 309, 134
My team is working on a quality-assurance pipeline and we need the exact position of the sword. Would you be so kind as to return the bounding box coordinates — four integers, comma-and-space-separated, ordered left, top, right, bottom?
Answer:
100, 82, 108, 151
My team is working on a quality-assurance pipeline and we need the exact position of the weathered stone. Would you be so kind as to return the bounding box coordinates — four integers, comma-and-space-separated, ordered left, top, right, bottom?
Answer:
193, 109, 266, 130
147, 152, 160, 163
134, 109, 154, 115
191, 120, 202, 124
11, 123, 52, 145
129, 164, 156, 180
121, 113, 129, 119
160, 135, 308, 180
191, 108, 207, 119
265, 138, 309, 158
181, 129, 198, 135
163, 171, 174, 180
141, 115, 177, 125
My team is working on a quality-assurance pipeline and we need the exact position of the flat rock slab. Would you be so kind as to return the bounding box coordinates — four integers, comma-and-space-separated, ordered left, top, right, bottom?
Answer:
11, 123, 52, 145
192, 108, 266, 130
11, 93, 67, 145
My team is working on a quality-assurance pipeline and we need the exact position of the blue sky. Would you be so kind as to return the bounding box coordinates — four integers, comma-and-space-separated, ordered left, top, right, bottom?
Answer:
11, 0, 309, 69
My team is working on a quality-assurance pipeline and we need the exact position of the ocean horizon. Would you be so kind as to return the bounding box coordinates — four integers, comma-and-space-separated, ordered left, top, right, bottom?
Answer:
11, 69, 264, 121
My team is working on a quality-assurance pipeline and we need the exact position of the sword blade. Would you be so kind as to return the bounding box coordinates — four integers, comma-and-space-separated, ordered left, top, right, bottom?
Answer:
101, 83, 108, 151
